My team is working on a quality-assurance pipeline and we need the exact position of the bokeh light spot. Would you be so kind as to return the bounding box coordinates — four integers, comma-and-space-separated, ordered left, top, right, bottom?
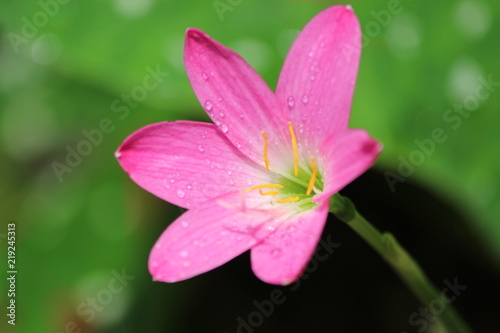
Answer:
454, 0, 492, 40
114, 0, 155, 19
386, 13, 421, 60
32, 33, 63, 65
446, 56, 484, 102
230, 38, 272, 73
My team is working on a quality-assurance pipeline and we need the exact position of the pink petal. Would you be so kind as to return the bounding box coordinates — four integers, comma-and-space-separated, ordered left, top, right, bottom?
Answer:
276, 5, 361, 150
184, 28, 291, 173
149, 192, 285, 283
250, 201, 329, 285
116, 121, 271, 209
315, 129, 382, 203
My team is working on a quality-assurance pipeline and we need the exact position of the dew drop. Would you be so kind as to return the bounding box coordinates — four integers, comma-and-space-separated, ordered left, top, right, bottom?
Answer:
186, 183, 192, 190
198, 145, 205, 152
181, 221, 189, 228
180, 250, 189, 258
221, 124, 229, 133
302, 94, 309, 104
202, 72, 209, 81
201, 131, 207, 139
204, 100, 213, 111
218, 96, 223, 102
271, 248, 281, 255
308, 50, 314, 57
247, 179, 253, 185
309, 75, 316, 81
287, 96, 295, 110
239, 114, 244, 119
219, 110, 225, 117
177, 189, 185, 198
170, 179, 175, 184
310, 64, 319, 72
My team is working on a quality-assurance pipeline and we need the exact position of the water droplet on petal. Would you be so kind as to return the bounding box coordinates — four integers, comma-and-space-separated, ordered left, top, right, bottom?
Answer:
177, 189, 185, 198
198, 145, 205, 152
247, 179, 253, 185
309, 75, 315, 81
219, 110, 225, 117
271, 248, 281, 255
180, 250, 189, 258
308, 50, 314, 57
202, 72, 209, 81
221, 124, 229, 133
181, 221, 189, 228
302, 94, 309, 104
287, 96, 295, 110
204, 100, 213, 111
186, 183, 192, 190
218, 96, 223, 102
201, 131, 207, 139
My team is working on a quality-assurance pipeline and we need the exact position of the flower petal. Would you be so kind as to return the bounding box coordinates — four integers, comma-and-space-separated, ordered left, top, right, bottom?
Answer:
315, 129, 382, 203
250, 200, 329, 285
184, 28, 291, 173
149, 192, 285, 283
276, 5, 361, 149
116, 121, 271, 209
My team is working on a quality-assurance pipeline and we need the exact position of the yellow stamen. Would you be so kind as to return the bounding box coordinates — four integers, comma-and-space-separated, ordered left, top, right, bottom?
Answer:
276, 196, 300, 203
306, 157, 317, 195
288, 122, 299, 176
261, 131, 270, 171
246, 184, 284, 192
259, 190, 279, 196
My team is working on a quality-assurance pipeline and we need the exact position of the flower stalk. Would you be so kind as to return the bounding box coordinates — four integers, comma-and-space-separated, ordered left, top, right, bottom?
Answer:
329, 194, 471, 333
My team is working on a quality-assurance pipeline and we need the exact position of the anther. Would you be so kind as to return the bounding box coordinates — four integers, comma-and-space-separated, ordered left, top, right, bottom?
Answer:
246, 184, 284, 192
306, 157, 317, 195
276, 196, 300, 203
259, 190, 279, 196
288, 122, 299, 176
261, 131, 270, 171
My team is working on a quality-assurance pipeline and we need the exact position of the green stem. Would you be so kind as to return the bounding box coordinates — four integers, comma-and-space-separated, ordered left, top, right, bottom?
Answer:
329, 194, 471, 333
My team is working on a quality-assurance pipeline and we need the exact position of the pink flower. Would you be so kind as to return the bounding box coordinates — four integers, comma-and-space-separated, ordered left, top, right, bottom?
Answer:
116, 5, 381, 285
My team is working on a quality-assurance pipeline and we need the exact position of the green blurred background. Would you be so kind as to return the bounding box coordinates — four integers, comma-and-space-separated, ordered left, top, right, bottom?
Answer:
1, 0, 499, 332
